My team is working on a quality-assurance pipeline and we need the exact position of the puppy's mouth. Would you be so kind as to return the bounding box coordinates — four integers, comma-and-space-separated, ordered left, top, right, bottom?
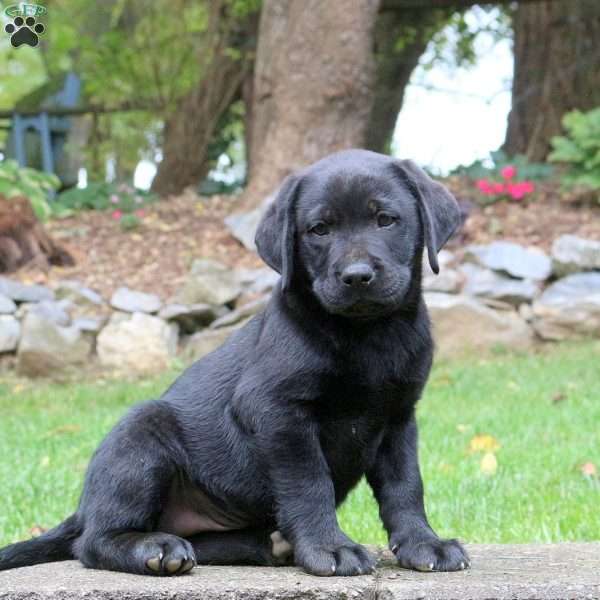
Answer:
334, 301, 391, 319
313, 281, 406, 318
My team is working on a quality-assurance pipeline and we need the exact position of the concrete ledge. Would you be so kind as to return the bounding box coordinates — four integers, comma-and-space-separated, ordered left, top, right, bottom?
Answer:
0, 544, 599, 600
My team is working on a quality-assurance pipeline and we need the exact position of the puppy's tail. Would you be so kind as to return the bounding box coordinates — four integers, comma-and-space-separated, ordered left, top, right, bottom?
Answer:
0, 514, 81, 571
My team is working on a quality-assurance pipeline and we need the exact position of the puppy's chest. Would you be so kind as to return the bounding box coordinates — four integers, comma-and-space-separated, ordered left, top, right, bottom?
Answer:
315, 387, 392, 475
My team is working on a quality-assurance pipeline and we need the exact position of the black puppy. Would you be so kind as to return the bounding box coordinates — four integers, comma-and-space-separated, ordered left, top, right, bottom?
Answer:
0, 149, 468, 577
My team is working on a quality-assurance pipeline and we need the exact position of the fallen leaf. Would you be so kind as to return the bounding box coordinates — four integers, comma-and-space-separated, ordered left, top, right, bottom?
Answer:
480, 452, 498, 476
432, 372, 454, 388
438, 462, 454, 473
43, 424, 82, 438
551, 391, 567, 404
469, 434, 501, 454
40, 455, 50, 467
580, 462, 598, 478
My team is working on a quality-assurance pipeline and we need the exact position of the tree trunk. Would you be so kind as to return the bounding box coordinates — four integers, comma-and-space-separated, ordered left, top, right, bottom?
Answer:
151, 55, 248, 197
366, 8, 447, 153
241, 0, 381, 210
151, 9, 259, 197
0, 196, 73, 273
504, 0, 600, 161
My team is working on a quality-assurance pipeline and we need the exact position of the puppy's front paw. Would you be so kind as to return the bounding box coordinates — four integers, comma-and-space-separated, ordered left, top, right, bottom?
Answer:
295, 540, 375, 576
392, 536, 469, 572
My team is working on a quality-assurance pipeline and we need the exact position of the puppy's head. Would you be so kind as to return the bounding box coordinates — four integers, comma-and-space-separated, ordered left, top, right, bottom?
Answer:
255, 149, 461, 318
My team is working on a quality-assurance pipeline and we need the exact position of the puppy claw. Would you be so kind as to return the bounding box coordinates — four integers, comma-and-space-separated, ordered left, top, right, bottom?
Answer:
331, 564, 336, 573
391, 544, 398, 554
166, 558, 182, 573
146, 557, 161, 572
460, 561, 466, 570
182, 558, 195, 573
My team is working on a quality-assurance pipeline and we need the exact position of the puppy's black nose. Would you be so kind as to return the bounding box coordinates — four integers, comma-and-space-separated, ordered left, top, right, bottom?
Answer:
341, 263, 375, 287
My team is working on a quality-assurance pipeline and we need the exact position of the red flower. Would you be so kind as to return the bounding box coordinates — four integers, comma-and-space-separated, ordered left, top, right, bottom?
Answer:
501, 165, 517, 179
507, 183, 525, 200
522, 181, 535, 194
476, 179, 493, 194
493, 182, 505, 194
111, 210, 123, 220
135, 209, 145, 218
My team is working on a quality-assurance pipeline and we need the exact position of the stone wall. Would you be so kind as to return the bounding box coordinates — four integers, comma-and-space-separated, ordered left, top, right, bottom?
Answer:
1, 234, 599, 377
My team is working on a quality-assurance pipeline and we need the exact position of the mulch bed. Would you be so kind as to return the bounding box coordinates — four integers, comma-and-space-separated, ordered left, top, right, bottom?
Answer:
11, 181, 600, 301
31, 190, 262, 301
449, 179, 600, 253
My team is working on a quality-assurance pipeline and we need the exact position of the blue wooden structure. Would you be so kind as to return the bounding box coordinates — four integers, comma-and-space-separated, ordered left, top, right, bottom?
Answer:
4, 72, 82, 187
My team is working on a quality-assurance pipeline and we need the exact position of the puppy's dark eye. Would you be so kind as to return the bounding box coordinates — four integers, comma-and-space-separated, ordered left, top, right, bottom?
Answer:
309, 222, 330, 236
377, 213, 397, 228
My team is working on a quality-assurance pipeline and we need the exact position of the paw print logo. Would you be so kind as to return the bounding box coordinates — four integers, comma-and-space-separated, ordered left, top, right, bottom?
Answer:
5, 15, 45, 47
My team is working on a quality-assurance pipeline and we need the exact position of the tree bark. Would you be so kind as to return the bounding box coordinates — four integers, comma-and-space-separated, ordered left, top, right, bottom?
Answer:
504, 0, 600, 161
151, 8, 259, 197
366, 9, 447, 153
151, 54, 249, 196
241, 0, 382, 210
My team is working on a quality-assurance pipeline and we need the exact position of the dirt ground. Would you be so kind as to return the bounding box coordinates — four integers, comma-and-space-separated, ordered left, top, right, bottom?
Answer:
13, 181, 600, 301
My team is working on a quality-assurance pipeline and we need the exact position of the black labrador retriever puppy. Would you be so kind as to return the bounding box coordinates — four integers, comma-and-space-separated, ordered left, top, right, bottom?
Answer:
0, 149, 468, 577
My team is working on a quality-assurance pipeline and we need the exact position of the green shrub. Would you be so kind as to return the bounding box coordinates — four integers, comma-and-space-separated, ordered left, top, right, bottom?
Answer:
118, 213, 141, 231
55, 182, 156, 215
549, 107, 600, 193
452, 150, 554, 182
0, 160, 60, 220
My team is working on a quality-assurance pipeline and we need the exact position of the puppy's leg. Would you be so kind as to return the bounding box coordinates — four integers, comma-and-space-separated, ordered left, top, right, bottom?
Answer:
187, 529, 292, 566
257, 400, 375, 577
367, 407, 469, 572
74, 401, 196, 576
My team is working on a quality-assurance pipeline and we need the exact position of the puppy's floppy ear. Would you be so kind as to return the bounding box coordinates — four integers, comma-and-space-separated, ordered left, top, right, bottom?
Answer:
395, 160, 461, 274
254, 174, 300, 292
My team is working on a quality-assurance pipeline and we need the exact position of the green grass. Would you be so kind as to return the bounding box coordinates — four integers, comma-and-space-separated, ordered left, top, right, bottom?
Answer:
1, 342, 599, 548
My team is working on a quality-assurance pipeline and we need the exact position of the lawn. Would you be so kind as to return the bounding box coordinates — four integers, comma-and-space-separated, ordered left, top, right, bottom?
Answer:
0, 342, 599, 549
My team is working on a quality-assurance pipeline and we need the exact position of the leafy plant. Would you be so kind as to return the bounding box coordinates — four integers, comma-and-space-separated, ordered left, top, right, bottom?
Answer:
117, 213, 142, 231
54, 181, 154, 230
55, 182, 156, 214
549, 107, 600, 193
474, 164, 535, 203
452, 150, 553, 182
0, 160, 60, 220
452, 151, 553, 204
